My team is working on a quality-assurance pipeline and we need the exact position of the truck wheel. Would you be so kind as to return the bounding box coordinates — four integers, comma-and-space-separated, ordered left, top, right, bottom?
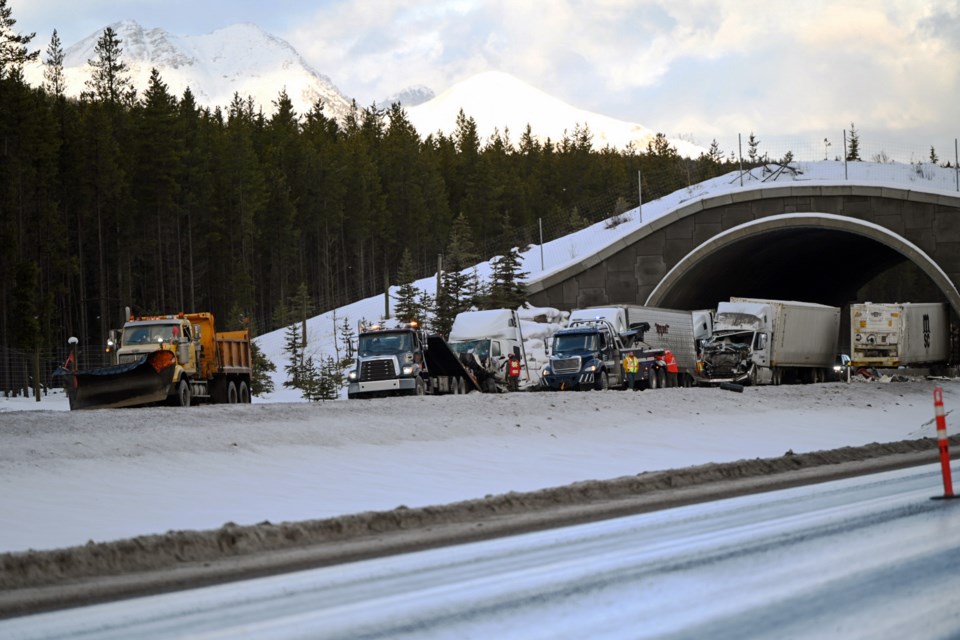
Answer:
174, 379, 191, 407
646, 368, 658, 390
459, 378, 468, 394
595, 370, 609, 391
227, 381, 238, 404
747, 365, 758, 387
656, 368, 666, 389
239, 381, 250, 403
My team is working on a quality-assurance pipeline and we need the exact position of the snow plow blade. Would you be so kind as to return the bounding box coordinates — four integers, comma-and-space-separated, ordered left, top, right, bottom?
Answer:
61, 350, 177, 410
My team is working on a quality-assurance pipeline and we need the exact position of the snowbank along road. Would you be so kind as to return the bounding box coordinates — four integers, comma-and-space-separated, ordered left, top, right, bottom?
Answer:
1, 378, 958, 616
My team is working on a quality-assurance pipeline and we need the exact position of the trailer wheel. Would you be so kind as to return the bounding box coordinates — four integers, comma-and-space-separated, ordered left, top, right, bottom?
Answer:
239, 381, 250, 403
174, 379, 192, 407
227, 381, 238, 404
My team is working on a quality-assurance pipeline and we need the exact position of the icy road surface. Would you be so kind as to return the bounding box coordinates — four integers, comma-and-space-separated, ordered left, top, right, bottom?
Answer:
3, 464, 959, 639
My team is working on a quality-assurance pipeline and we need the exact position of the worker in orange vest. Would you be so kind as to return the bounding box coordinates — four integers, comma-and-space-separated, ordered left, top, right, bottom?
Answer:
507, 353, 522, 391
663, 349, 679, 387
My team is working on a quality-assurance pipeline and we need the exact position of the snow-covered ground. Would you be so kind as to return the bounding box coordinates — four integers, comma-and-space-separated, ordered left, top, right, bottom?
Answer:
1, 378, 956, 555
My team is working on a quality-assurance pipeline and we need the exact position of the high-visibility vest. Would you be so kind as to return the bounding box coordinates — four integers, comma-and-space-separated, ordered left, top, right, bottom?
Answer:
508, 359, 522, 377
664, 350, 679, 373
624, 354, 639, 373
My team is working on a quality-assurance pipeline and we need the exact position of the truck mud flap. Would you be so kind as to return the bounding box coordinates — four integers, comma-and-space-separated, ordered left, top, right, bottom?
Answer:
63, 350, 177, 410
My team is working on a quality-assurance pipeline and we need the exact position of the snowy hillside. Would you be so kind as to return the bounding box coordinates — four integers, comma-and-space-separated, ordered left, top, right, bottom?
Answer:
407, 71, 703, 155
23, 20, 355, 121
255, 159, 960, 404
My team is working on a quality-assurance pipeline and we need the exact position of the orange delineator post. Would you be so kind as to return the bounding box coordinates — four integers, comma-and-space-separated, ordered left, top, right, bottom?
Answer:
934, 387, 954, 498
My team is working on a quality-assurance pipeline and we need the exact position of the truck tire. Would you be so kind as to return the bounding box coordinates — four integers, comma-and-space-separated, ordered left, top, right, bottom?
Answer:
459, 378, 468, 394
415, 378, 426, 396
239, 381, 250, 403
173, 379, 191, 407
227, 381, 238, 404
595, 370, 609, 391
646, 368, 658, 390
656, 368, 666, 389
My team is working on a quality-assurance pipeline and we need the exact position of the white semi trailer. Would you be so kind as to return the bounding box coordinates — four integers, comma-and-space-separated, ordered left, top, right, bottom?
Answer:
850, 302, 949, 368
698, 298, 840, 386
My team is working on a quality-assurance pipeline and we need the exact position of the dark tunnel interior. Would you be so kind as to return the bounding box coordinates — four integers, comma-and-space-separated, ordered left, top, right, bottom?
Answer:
656, 227, 949, 322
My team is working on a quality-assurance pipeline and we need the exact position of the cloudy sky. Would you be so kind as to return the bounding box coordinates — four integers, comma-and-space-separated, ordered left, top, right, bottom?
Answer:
13, 0, 960, 151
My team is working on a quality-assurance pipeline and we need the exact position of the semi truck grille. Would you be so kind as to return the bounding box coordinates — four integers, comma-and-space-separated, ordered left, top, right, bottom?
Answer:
552, 356, 581, 374
360, 359, 396, 381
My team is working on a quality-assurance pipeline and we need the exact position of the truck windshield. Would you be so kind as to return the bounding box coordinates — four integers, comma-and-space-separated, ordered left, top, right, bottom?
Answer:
553, 333, 597, 353
123, 324, 180, 345
448, 339, 490, 361
358, 332, 413, 356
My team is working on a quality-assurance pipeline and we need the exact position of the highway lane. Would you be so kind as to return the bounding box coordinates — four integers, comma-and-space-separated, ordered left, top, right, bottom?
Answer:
4, 464, 959, 639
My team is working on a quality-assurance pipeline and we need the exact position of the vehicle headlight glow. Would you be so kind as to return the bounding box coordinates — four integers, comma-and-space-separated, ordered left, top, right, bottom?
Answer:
347, 370, 357, 381
541, 367, 551, 376
584, 364, 597, 372
401, 365, 415, 375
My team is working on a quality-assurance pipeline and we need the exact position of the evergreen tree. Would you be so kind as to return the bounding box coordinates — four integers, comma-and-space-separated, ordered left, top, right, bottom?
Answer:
318, 355, 341, 400
487, 247, 528, 310
300, 355, 322, 401
42, 29, 65, 97
0, 0, 38, 78
394, 248, 425, 324
282, 323, 307, 391
846, 123, 861, 161
250, 341, 276, 396
85, 27, 134, 105
747, 132, 760, 163
433, 212, 480, 335
337, 315, 356, 375
930, 146, 939, 165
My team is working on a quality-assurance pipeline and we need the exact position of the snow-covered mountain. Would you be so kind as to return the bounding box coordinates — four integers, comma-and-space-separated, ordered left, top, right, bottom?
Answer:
23, 20, 355, 122
24, 22, 698, 154
407, 71, 703, 156
376, 85, 436, 111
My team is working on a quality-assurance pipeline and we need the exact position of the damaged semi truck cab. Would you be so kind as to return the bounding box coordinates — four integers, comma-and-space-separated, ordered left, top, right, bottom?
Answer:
698, 298, 840, 386
446, 309, 527, 392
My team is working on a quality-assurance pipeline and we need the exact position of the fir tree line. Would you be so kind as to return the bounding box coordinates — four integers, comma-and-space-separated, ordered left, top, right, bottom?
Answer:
0, 2, 738, 380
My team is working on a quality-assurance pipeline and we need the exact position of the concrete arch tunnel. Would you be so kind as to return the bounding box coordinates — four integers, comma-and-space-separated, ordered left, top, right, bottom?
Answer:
647, 213, 960, 315
525, 185, 960, 334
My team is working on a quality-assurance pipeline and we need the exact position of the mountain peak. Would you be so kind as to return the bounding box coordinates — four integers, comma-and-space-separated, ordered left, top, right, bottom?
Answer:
407, 71, 701, 154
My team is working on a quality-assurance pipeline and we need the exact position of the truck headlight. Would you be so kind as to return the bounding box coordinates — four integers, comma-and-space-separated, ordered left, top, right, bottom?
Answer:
347, 370, 358, 381
584, 363, 597, 372
541, 367, 552, 376
401, 365, 415, 376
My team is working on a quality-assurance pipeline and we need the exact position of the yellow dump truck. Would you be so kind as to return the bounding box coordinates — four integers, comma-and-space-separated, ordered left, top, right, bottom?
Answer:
62, 312, 252, 410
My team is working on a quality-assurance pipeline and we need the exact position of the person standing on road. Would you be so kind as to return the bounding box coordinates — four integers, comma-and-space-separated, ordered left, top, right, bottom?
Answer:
507, 353, 522, 391
623, 351, 640, 390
